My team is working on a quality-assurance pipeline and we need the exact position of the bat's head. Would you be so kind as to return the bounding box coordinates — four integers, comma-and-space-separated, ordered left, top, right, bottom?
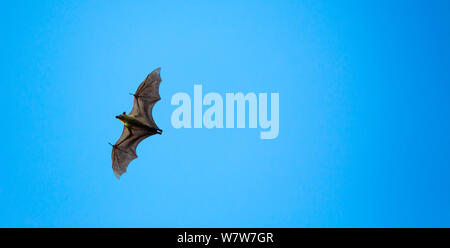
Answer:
115, 112, 126, 121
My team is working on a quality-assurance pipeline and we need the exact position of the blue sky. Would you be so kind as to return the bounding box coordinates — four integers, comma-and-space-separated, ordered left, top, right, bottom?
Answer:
1, 0, 450, 227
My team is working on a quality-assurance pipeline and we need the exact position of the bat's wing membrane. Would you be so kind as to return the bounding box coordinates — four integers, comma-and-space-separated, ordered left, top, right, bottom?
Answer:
111, 126, 154, 178
129, 68, 162, 129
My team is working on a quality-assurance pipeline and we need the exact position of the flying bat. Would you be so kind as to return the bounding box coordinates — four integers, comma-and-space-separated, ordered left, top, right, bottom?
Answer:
110, 68, 163, 179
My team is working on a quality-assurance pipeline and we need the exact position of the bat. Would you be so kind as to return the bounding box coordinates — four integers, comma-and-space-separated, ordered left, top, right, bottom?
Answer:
110, 68, 163, 179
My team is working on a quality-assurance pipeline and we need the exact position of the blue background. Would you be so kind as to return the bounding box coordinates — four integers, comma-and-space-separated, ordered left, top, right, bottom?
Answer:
1, 0, 450, 227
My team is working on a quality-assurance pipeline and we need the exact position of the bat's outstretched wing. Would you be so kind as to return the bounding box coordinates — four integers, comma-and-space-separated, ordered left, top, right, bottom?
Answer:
112, 126, 155, 179
129, 68, 162, 129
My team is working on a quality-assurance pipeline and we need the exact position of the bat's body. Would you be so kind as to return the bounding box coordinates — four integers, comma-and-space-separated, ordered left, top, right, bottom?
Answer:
111, 68, 163, 179
116, 114, 160, 133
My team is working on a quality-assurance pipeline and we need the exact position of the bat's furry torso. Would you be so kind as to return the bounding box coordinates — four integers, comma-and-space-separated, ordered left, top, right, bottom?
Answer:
117, 114, 160, 133
118, 114, 146, 128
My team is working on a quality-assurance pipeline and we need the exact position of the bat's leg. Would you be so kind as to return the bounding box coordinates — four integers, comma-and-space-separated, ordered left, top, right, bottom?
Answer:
156, 129, 162, 135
